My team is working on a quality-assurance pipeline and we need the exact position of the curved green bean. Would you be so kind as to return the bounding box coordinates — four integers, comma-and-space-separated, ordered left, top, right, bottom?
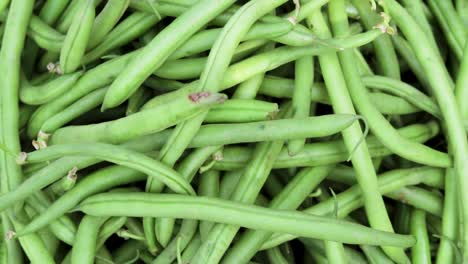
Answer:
20, 71, 83, 105
76, 192, 416, 248
204, 99, 278, 123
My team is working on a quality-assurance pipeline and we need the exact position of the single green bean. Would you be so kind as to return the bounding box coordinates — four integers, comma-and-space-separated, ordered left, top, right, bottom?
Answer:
20, 71, 83, 105
436, 168, 458, 264
71, 215, 108, 264
198, 170, 220, 241
77, 192, 416, 247
288, 55, 313, 155
456, 42, 468, 120
410, 209, 431, 263
314, 5, 406, 261
59, 0, 95, 73
49, 91, 226, 144
41, 87, 107, 133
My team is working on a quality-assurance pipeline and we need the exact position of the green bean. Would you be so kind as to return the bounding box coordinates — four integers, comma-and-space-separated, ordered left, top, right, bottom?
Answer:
168, 23, 291, 61
41, 87, 107, 133
261, 166, 444, 249
38, 0, 71, 25
427, 0, 466, 60
49, 91, 226, 144
96, 217, 128, 247
59, 0, 95, 74
204, 99, 278, 123
219, 170, 243, 200
0, 0, 34, 193
27, 51, 136, 138
126, 87, 152, 116
102, 0, 237, 110
19, 104, 36, 130
266, 247, 289, 264
9, 215, 56, 264
436, 169, 458, 264
387, 186, 443, 216
222, 166, 333, 263
87, 0, 130, 49
76, 192, 415, 248
71, 215, 108, 264
20, 71, 83, 105
20, 143, 195, 196
385, 1, 468, 259
27, 15, 65, 52
112, 239, 146, 264
456, 42, 468, 120
410, 209, 431, 263
1, 215, 23, 264
288, 55, 313, 155
82, 12, 161, 65
0, 0, 8, 15
362, 75, 441, 119
180, 235, 202, 264
350, 0, 400, 79
46, 167, 78, 197
198, 170, 220, 241
151, 220, 198, 264
258, 75, 423, 115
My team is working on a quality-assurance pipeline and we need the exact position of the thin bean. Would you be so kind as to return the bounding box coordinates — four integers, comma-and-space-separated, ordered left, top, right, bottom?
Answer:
76, 192, 416, 248
71, 215, 108, 264
96, 217, 128, 247
436, 169, 458, 264
410, 209, 431, 263
266, 247, 289, 264
20, 71, 83, 105
198, 170, 220, 241
288, 55, 313, 155
41, 87, 108, 133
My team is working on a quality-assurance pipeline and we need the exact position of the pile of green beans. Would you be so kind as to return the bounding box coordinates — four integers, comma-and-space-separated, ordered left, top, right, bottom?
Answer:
0, 0, 467, 263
